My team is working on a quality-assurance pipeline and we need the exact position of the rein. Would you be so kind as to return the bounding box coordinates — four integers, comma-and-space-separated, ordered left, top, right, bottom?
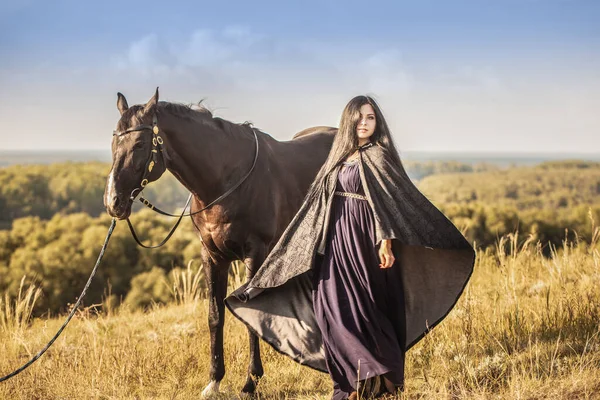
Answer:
113, 112, 260, 248
0, 219, 117, 383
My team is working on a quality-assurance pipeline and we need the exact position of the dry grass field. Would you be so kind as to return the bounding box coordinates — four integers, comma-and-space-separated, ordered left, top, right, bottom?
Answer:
1, 227, 600, 399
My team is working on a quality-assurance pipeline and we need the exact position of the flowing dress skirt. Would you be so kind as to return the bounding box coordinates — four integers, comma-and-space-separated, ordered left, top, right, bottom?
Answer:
312, 160, 406, 400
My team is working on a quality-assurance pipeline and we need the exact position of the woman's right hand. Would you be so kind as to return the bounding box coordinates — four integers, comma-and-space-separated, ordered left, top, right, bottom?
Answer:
378, 240, 395, 269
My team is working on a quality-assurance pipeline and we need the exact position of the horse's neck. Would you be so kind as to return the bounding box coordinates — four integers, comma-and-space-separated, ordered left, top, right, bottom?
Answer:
159, 110, 255, 204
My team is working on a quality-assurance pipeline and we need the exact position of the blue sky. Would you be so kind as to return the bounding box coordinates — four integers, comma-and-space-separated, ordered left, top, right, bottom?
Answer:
0, 0, 598, 153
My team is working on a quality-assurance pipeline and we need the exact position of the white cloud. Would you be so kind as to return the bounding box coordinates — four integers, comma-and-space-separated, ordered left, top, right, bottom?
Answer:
180, 30, 235, 67
362, 51, 413, 96
111, 33, 171, 77
112, 26, 265, 75
127, 34, 162, 66
222, 25, 264, 47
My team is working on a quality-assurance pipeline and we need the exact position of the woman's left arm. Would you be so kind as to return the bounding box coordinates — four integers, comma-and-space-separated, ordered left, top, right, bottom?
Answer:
378, 239, 395, 269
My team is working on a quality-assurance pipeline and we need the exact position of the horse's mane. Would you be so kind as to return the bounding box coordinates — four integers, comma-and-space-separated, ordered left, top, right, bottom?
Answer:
160, 101, 255, 136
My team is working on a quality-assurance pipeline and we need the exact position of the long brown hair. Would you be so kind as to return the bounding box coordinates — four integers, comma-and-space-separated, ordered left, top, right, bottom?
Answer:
306, 95, 404, 199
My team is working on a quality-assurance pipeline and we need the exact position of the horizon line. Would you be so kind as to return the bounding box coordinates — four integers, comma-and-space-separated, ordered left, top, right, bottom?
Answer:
1, 149, 600, 157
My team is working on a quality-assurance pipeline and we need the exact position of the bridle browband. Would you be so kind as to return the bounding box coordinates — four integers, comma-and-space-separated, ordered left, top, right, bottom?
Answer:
112, 111, 260, 248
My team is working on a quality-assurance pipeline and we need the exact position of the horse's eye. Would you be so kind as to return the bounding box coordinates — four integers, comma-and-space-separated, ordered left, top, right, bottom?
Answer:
133, 152, 146, 170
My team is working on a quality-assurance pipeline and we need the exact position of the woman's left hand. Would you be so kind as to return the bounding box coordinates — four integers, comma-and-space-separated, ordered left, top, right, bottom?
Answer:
378, 240, 395, 269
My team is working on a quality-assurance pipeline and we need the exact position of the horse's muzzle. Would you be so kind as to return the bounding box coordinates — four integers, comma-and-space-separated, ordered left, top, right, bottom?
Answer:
105, 195, 132, 220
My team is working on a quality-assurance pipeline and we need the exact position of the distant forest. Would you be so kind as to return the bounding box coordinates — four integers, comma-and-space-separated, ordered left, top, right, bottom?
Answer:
1, 160, 599, 245
0, 160, 599, 314
0, 160, 496, 226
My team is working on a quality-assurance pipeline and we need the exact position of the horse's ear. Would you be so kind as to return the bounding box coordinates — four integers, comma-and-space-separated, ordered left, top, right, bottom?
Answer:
143, 87, 159, 114
117, 92, 129, 116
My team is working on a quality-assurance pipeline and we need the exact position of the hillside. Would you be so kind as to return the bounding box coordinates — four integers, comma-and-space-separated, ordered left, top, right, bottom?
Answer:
1, 233, 599, 399
418, 161, 600, 247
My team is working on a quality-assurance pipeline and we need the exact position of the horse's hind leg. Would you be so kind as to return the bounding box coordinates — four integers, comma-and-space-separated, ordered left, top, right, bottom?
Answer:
241, 244, 266, 394
201, 254, 230, 398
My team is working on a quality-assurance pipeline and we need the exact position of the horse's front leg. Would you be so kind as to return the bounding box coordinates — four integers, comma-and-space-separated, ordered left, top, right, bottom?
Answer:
241, 244, 266, 394
201, 253, 230, 398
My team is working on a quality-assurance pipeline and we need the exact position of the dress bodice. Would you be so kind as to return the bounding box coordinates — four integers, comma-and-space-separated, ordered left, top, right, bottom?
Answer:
335, 160, 365, 195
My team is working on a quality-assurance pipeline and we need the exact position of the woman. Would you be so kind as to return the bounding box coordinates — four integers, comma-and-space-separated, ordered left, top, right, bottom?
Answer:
311, 96, 406, 399
226, 96, 475, 399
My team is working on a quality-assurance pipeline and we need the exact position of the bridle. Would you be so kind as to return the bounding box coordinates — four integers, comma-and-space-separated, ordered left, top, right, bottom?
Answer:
112, 112, 260, 248
113, 114, 164, 202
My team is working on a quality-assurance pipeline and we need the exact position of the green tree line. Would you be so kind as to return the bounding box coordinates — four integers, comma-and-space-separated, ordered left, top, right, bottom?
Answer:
0, 210, 203, 315
418, 160, 600, 247
0, 162, 189, 229
0, 160, 493, 229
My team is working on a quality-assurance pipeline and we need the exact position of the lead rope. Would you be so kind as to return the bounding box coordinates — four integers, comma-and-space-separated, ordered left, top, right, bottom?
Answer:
0, 218, 117, 383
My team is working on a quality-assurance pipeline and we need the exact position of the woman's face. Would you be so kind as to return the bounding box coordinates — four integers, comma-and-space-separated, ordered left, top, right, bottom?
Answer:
356, 103, 376, 144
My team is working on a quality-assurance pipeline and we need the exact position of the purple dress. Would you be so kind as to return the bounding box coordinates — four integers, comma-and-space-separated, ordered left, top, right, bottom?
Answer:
312, 159, 406, 400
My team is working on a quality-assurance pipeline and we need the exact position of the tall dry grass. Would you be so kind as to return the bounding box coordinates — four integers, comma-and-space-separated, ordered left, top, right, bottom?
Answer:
171, 260, 205, 307
1, 228, 599, 399
0, 277, 42, 334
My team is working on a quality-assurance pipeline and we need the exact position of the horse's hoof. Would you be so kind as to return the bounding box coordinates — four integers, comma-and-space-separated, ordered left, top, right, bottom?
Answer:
201, 380, 220, 398
241, 374, 261, 394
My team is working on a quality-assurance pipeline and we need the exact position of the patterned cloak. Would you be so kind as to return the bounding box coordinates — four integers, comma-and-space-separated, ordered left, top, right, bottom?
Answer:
225, 142, 475, 372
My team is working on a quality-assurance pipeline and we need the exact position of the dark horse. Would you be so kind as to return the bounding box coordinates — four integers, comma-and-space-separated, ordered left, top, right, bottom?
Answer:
103, 89, 335, 396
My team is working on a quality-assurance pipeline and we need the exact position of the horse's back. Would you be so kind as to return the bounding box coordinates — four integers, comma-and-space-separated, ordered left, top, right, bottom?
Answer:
263, 126, 335, 184
291, 126, 337, 140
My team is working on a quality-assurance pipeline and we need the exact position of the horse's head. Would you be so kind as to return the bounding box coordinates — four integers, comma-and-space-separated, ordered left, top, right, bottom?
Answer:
104, 89, 167, 219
